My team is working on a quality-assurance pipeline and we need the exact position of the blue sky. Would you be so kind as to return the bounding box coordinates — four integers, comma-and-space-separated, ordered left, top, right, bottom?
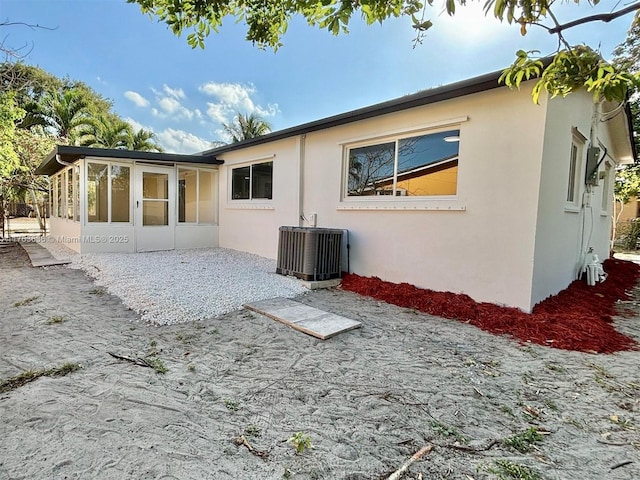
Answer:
0, 0, 633, 153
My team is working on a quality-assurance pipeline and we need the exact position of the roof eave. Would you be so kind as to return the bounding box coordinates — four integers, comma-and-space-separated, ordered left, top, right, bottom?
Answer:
203, 68, 507, 156
35, 145, 222, 176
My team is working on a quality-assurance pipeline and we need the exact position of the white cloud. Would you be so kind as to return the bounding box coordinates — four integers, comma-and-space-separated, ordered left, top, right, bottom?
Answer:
158, 96, 182, 114
163, 84, 186, 100
124, 117, 147, 132
155, 128, 214, 154
199, 82, 279, 123
205, 102, 232, 124
124, 91, 150, 108
148, 93, 196, 120
125, 118, 211, 154
255, 103, 280, 118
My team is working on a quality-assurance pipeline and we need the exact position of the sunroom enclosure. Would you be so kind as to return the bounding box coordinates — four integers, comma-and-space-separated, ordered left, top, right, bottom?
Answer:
39, 147, 222, 253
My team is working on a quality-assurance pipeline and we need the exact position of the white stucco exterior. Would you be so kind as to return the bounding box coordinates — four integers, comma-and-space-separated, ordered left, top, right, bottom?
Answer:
41, 72, 634, 313
215, 83, 632, 312
531, 92, 628, 306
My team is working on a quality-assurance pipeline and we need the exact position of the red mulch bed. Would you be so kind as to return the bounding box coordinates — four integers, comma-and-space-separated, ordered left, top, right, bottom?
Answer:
340, 258, 640, 354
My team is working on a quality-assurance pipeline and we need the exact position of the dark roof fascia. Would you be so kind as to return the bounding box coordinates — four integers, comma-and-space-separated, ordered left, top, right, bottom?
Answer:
203, 68, 507, 156
36, 145, 222, 175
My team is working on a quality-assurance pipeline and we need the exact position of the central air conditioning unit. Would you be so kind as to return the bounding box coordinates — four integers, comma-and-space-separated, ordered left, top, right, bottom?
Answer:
276, 226, 343, 281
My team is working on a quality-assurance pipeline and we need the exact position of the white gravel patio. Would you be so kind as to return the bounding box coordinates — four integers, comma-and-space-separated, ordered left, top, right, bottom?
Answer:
43, 243, 307, 325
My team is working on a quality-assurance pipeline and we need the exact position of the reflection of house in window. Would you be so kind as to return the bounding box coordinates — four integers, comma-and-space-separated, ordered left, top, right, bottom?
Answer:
347, 129, 459, 197
375, 156, 458, 196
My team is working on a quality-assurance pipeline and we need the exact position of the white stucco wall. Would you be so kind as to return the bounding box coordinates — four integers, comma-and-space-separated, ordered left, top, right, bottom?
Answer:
218, 137, 301, 258
531, 91, 618, 306
48, 217, 82, 253
217, 85, 550, 311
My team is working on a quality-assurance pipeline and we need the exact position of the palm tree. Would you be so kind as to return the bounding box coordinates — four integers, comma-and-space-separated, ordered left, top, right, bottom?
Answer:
127, 128, 163, 152
79, 115, 132, 149
39, 88, 91, 144
222, 112, 272, 143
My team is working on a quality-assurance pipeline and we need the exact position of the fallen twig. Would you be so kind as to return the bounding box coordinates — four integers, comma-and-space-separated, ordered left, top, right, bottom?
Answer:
387, 444, 433, 480
107, 351, 152, 368
597, 438, 630, 446
441, 439, 498, 453
234, 435, 268, 459
611, 460, 633, 470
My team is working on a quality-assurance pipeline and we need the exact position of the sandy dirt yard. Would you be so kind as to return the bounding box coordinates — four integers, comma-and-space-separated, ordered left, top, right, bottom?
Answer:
1, 242, 639, 480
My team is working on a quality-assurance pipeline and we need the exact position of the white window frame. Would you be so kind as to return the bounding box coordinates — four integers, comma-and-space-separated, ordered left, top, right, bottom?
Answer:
565, 129, 586, 212
85, 160, 133, 225
52, 173, 58, 218
341, 127, 461, 202
228, 157, 274, 203
177, 167, 217, 225
65, 167, 73, 220
51, 165, 80, 222
74, 164, 80, 222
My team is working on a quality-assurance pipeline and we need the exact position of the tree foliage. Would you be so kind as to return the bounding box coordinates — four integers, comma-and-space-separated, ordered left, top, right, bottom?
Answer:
612, 24, 640, 206
222, 112, 272, 143
0, 58, 163, 223
79, 114, 163, 151
615, 164, 640, 204
0, 92, 25, 179
129, 0, 640, 103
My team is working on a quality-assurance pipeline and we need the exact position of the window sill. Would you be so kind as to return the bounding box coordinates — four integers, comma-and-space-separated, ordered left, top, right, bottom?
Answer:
177, 223, 219, 227
225, 204, 274, 210
337, 203, 466, 211
564, 205, 580, 213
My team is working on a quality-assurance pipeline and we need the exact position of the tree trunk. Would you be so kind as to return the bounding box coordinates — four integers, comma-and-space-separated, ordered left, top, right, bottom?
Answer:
29, 187, 45, 233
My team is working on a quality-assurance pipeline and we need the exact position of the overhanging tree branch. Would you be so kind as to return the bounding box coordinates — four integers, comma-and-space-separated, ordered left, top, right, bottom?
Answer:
548, 2, 640, 34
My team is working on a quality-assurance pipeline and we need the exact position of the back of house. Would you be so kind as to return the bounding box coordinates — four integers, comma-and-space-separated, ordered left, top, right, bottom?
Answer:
38, 67, 635, 313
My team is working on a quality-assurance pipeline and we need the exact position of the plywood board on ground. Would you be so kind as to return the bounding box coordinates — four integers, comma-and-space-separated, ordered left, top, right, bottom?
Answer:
244, 297, 361, 340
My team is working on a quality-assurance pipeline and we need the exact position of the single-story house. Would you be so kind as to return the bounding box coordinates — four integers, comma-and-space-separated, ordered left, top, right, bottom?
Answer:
36, 66, 635, 312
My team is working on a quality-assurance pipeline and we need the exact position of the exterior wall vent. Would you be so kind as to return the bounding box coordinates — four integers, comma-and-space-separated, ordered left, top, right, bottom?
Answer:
276, 226, 344, 281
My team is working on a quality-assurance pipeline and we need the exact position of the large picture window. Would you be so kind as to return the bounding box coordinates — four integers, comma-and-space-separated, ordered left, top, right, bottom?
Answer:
346, 129, 459, 198
87, 162, 130, 223
178, 168, 216, 224
231, 161, 273, 200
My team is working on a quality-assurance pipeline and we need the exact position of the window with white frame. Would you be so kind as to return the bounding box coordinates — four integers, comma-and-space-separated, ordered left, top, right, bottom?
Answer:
345, 129, 460, 198
55, 174, 63, 217
66, 168, 73, 219
566, 133, 585, 207
231, 161, 273, 200
87, 161, 131, 223
74, 165, 80, 222
51, 165, 79, 222
178, 168, 216, 224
